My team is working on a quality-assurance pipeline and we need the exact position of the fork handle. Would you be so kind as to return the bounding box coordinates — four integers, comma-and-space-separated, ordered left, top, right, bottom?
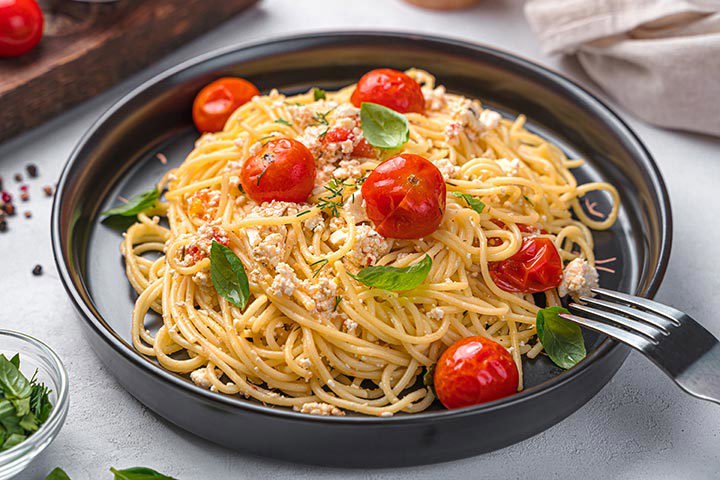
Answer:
675, 343, 720, 405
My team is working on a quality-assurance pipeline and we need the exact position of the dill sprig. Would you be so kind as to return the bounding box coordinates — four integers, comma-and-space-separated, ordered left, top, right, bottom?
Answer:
309, 258, 329, 278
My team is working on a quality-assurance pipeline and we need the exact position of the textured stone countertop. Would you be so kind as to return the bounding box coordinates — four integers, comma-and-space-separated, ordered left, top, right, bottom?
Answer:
1, 0, 719, 478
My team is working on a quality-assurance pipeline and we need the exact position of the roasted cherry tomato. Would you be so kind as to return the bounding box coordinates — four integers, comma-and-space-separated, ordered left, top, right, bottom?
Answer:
350, 68, 425, 114
488, 237, 562, 293
240, 138, 316, 203
362, 154, 445, 239
192, 77, 259, 133
0, 0, 43, 57
434, 336, 519, 409
322, 127, 377, 158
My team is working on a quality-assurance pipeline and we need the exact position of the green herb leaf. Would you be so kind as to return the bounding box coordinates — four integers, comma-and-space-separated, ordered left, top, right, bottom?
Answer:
312, 88, 326, 101
9, 354, 19, 369
0, 355, 32, 401
2, 433, 25, 449
110, 467, 177, 480
360, 102, 409, 149
452, 192, 485, 214
210, 241, 250, 311
102, 189, 159, 219
45, 467, 72, 480
350, 255, 432, 291
423, 365, 436, 396
536, 306, 586, 369
274, 118, 292, 126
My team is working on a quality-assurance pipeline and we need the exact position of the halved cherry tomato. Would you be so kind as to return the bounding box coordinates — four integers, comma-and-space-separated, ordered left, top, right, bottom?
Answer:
434, 336, 518, 409
192, 77, 259, 133
362, 154, 445, 239
488, 237, 562, 293
240, 138, 316, 203
0, 0, 43, 57
322, 127, 377, 158
350, 68, 425, 114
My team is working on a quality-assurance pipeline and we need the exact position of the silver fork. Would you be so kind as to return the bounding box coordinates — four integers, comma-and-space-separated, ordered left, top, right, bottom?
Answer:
561, 288, 720, 405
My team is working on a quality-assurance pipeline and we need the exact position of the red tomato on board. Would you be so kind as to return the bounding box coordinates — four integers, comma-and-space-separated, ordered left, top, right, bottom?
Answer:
322, 127, 377, 159
192, 77, 260, 133
434, 336, 519, 409
350, 69, 425, 114
362, 154, 446, 239
240, 138, 316, 204
488, 237, 563, 293
0, 0, 43, 57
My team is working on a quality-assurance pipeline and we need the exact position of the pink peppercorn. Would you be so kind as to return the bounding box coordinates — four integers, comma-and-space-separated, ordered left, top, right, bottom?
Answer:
1, 192, 11, 203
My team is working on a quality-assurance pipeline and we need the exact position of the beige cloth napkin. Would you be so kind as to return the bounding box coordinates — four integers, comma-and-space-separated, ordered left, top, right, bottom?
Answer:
524, 0, 720, 136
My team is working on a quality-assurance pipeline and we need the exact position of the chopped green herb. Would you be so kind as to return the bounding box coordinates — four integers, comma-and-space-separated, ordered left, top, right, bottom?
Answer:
360, 102, 409, 149
309, 258, 329, 278
536, 306, 586, 369
350, 255, 432, 291
0, 354, 52, 452
316, 178, 350, 217
274, 118, 292, 126
110, 467, 177, 480
451, 192, 485, 214
423, 364, 436, 395
312, 88, 326, 101
45, 468, 72, 480
296, 210, 312, 217
333, 296, 342, 312
210, 241, 250, 310
523, 195, 534, 206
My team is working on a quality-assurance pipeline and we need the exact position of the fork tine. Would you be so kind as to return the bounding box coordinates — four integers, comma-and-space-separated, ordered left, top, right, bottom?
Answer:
559, 313, 657, 352
569, 303, 662, 341
592, 288, 682, 326
578, 297, 672, 333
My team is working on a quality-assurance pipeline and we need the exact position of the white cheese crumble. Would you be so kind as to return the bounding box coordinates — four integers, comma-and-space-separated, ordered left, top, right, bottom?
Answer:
297, 357, 312, 369
343, 318, 358, 333
558, 258, 599, 301
496, 158, 520, 176
307, 276, 339, 314
426, 307, 445, 320
190, 368, 212, 389
293, 402, 345, 416
269, 262, 299, 297
343, 192, 369, 224
444, 100, 502, 143
423, 85, 447, 111
347, 225, 393, 267
434, 158, 460, 181
252, 232, 286, 268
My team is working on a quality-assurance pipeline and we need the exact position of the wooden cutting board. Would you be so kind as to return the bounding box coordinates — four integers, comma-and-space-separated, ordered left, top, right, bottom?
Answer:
0, 0, 258, 143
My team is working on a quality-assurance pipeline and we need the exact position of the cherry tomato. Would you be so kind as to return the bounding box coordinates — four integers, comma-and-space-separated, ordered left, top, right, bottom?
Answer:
0, 0, 43, 57
362, 154, 446, 239
489, 237, 562, 293
350, 68, 425, 114
240, 138, 316, 203
322, 127, 377, 159
192, 77, 259, 133
434, 336, 518, 409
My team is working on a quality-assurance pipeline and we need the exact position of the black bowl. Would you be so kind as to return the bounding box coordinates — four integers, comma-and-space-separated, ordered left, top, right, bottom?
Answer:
51, 32, 672, 467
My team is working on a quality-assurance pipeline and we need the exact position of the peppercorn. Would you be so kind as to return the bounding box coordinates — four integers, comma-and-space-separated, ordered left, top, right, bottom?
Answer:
0, 220, 6, 232
23, 211, 31, 219
13, 174, 22, 182
43, 185, 54, 196
0, 176, 3, 191
1, 192, 11, 203
32, 265, 43, 276
20, 192, 29, 202
4, 203, 14, 216
26, 164, 38, 178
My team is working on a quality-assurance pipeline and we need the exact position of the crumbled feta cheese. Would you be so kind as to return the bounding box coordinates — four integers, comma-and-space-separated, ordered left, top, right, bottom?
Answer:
347, 225, 393, 267
558, 258, 599, 301
307, 276, 338, 314
191, 270, 212, 288
329, 228, 349, 246
190, 368, 212, 388
423, 85, 447, 111
333, 159, 363, 181
293, 402, 345, 416
304, 214, 325, 232
343, 192, 368, 224
445, 100, 502, 142
297, 357, 312, 369
343, 318, 358, 333
426, 307, 445, 320
496, 158, 520, 176
269, 262, 299, 297
479, 109, 501, 130
252, 232, 285, 267
434, 158, 460, 181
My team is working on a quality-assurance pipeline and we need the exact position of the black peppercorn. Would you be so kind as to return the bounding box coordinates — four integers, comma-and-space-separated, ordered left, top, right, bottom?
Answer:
26, 164, 38, 178
32, 265, 43, 276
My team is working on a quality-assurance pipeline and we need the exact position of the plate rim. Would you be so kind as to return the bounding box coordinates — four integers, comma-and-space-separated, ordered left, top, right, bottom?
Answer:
51, 31, 673, 425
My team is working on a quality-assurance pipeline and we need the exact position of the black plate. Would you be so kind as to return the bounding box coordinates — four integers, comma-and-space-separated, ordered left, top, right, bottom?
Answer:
52, 32, 672, 467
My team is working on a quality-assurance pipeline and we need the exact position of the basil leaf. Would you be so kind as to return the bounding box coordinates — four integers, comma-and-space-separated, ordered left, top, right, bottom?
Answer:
350, 255, 431, 291
360, 102, 409, 149
9, 354, 19, 369
45, 467, 72, 480
2, 432, 25, 449
423, 365, 435, 396
536, 306, 586, 369
452, 192, 485, 214
102, 189, 159, 218
0, 354, 31, 400
312, 88, 326, 101
210, 241, 250, 310
274, 118, 292, 126
110, 467, 177, 480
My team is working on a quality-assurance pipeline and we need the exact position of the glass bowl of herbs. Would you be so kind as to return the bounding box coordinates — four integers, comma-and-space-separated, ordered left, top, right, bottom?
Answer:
0, 330, 68, 479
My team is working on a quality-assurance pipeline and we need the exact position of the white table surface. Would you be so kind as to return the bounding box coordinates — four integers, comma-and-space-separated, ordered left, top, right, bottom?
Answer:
1, 0, 719, 478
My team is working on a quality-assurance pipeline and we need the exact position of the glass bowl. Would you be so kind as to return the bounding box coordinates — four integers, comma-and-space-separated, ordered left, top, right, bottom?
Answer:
0, 330, 69, 479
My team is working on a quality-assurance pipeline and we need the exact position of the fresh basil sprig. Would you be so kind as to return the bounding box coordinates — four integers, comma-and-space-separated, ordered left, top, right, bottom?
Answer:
452, 192, 485, 214
102, 188, 159, 219
536, 306, 586, 369
360, 102, 409, 149
350, 255, 431, 291
110, 467, 177, 480
46, 468, 72, 480
312, 88, 326, 101
210, 241, 250, 310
